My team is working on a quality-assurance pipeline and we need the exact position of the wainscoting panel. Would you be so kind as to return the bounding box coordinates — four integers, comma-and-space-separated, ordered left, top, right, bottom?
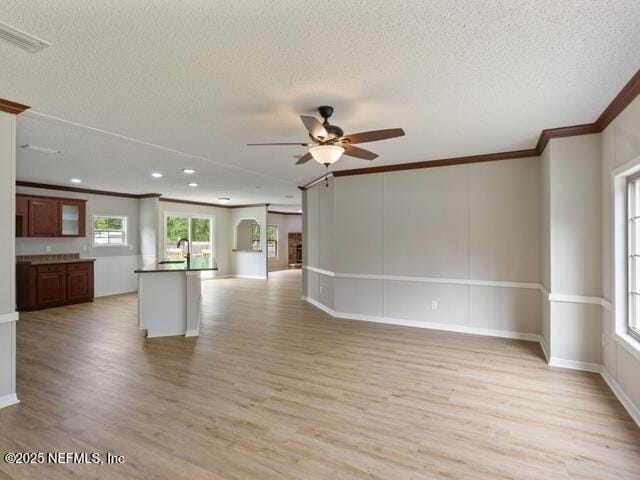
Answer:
94, 255, 139, 297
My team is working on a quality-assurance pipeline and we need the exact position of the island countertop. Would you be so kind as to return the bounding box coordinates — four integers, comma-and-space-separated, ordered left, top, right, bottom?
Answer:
135, 257, 219, 273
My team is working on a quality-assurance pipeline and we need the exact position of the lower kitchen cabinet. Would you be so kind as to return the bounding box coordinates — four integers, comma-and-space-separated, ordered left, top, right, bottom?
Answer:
17, 261, 94, 311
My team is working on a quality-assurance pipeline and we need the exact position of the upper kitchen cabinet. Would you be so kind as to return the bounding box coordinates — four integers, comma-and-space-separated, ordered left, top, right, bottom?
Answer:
17, 194, 86, 238
59, 199, 86, 237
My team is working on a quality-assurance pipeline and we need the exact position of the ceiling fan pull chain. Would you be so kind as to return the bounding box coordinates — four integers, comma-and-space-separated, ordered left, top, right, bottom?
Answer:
325, 164, 329, 187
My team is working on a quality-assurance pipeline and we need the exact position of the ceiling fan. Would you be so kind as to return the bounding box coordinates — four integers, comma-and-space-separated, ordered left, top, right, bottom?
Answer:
247, 105, 405, 167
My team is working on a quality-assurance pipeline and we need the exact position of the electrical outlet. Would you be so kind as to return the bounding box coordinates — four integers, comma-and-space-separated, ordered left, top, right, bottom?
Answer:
320, 286, 324, 296
601, 334, 605, 348
45, 245, 52, 253
431, 300, 438, 310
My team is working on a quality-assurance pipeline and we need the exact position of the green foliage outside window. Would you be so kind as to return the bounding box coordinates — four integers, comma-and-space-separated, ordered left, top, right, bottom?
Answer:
166, 217, 189, 242
94, 216, 123, 230
191, 218, 211, 242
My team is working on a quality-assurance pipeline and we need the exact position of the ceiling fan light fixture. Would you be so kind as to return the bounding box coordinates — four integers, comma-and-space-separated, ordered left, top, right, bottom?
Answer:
309, 145, 344, 165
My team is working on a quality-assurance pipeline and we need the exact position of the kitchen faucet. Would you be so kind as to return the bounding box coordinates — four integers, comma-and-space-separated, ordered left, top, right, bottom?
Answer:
177, 237, 191, 269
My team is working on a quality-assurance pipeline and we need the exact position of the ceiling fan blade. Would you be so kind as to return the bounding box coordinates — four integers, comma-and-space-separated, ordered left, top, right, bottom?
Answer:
341, 128, 405, 144
295, 152, 313, 165
247, 142, 310, 146
300, 116, 329, 140
343, 144, 378, 160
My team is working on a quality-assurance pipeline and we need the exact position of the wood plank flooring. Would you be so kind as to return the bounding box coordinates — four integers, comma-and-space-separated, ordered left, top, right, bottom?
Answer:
0, 269, 638, 479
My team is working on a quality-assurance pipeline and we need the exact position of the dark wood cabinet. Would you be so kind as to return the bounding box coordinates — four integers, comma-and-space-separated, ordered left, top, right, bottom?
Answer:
59, 199, 86, 237
17, 194, 86, 238
36, 265, 67, 306
29, 197, 59, 236
66, 263, 93, 301
15, 195, 28, 237
17, 261, 94, 311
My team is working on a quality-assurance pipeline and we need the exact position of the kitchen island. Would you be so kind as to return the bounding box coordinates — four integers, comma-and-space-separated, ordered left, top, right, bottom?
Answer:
134, 257, 218, 338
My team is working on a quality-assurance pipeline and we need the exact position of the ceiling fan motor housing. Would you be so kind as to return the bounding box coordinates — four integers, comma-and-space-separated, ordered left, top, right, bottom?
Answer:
317, 106, 344, 140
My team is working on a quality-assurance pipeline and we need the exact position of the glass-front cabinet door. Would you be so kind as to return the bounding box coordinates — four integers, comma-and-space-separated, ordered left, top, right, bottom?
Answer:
59, 199, 86, 237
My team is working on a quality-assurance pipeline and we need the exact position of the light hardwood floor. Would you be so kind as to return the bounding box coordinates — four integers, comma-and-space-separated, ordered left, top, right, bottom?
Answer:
0, 269, 639, 479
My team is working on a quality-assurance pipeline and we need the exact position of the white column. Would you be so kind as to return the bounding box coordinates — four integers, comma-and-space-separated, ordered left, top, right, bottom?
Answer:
0, 105, 23, 409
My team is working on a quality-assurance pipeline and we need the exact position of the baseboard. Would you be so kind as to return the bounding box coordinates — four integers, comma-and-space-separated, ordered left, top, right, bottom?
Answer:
232, 275, 267, 279
601, 368, 640, 427
548, 357, 602, 373
0, 393, 19, 409
539, 339, 550, 363
301, 296, 541, 342
185, 329, 199, 337
0, 311, 19, 324
302, 296, 336, 316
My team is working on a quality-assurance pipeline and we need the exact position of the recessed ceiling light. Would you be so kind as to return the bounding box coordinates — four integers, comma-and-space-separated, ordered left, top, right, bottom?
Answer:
151, 172, 163, 178
285, 195, 294, 199
70, 178, 82, 184
218, 197, 230, 204
19, 144, 61, 154
182, 168, 195, 174
255, 186, 262, 189
188, 182, 198, 187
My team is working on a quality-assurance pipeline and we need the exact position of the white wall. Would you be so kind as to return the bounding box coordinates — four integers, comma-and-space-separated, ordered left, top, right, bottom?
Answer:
157, 200, 231, 277
230, 205, 268, 278
267, 212, 302, 271
139, 196, 159, 267
304, 157, 542, 338
15, 186, 141, 297
544, 134, 603, 367
601, 94, 640, 421
0, 110, 18, 408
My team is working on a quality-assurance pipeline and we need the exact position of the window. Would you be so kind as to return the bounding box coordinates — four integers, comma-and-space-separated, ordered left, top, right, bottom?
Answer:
93, 215, 127, 246
165, 214, 214, 266
628, 175, 640, 341
252, 223, 261, 251
267, 225, 278, 258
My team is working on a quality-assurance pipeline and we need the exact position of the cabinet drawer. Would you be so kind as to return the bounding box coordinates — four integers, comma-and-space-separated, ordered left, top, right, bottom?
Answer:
37, 264, 66, 274
67, 262, 92, 272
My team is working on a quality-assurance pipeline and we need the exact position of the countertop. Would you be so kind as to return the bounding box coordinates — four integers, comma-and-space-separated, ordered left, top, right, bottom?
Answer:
135, 257, 219, 273
17, 258, 96, 265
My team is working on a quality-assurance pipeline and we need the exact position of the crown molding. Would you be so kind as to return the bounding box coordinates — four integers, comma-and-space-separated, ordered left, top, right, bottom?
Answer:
0, 98, 30, 115
159, 197, 269, 209
228, 203, 270, 209
16, 181, 160, 199
268, 210, 302, 216
303, 67, 640, 188
332, 149, 538, 178
595, 67, 640, 131
534, 123, 601, 153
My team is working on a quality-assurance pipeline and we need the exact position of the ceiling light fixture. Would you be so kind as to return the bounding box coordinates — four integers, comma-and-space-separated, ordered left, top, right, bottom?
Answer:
19, 144, 61, 154
151, 172, 163, 178
182, 168, 195, 174
70, 178, 82, 184
188, 182, 198, 187
218, 197, 230, 204
309, 145, 344, 165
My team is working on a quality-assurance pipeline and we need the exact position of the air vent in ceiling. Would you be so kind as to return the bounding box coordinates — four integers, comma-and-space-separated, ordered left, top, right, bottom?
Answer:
0, 21, 50, 53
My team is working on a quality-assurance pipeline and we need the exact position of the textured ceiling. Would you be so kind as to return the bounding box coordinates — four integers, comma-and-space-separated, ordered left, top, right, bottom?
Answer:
2, 0, 639, 204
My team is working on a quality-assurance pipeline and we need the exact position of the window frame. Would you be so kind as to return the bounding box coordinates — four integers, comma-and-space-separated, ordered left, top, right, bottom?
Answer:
627, 172, 640, 342
267, 224, 278, 259
163, 211, 215, 263
92, 214, 128, 247
613, 156, 640, 362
